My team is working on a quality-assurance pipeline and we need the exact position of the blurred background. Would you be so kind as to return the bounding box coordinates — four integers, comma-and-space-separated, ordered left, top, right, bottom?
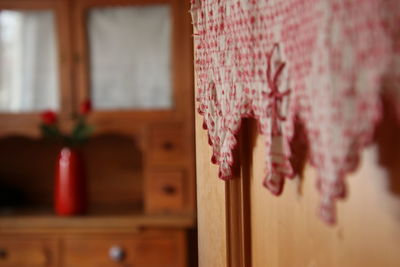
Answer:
0, 0, 196, 266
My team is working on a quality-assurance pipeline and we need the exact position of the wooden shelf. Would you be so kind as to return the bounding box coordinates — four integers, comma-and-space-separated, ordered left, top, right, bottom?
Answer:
0, 212, 195, 234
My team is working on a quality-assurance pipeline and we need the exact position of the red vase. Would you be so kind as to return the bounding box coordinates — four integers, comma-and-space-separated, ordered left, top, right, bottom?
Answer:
54, 147, 87, 216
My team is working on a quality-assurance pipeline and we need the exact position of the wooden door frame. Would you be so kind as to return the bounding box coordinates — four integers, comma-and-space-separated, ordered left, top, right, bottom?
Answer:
195, 108, 252, 267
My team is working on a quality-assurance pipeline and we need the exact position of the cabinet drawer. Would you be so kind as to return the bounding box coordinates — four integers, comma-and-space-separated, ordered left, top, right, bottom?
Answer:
0, 238, 57, 267
147, 125, 185, 165
64, 231, 185, 267
145, 170, 185, 213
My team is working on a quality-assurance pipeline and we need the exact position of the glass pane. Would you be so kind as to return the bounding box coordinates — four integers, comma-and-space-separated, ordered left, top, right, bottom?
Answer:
88, 5, 172, 110
0, 10, 59, 112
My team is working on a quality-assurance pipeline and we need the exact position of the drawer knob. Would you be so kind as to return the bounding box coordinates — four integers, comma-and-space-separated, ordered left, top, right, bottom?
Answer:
0, 249, 7, 259
162, 141, 174, 151
162, 185, 177, 195
109, 245, 125, 262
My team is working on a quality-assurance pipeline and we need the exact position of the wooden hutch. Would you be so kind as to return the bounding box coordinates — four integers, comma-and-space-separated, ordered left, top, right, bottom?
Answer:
0, 0, 195, 266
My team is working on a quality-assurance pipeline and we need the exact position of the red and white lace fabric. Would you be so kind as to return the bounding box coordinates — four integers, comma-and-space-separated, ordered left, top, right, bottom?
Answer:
191, 0, 400, 224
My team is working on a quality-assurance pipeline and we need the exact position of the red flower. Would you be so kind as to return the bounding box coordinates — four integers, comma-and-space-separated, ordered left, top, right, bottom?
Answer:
41, 110, 57, 125
79, 99, 92, 115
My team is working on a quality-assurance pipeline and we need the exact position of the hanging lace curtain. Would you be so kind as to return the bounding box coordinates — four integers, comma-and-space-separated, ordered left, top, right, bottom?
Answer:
191, 0, 400, 224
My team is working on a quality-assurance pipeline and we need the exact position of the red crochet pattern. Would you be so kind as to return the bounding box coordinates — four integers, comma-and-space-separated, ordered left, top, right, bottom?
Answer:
191, 0, 400, 224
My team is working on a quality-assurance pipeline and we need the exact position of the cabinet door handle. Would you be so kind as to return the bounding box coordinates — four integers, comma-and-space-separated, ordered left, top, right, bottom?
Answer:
162, 185, 177, 195
0, 249, 8, 259
162, 141, 174, 151
109, 245, 125, 262
73, 53, 81, 64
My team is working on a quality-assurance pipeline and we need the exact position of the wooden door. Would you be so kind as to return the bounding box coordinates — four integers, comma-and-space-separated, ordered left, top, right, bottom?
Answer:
195, 104, 400, 266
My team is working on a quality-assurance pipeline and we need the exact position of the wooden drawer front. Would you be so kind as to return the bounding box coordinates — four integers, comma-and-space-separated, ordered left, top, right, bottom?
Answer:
146, 171, 185, 213
64, 232, 185, 267
0, 239, 56, 267
148, 125, 184, 165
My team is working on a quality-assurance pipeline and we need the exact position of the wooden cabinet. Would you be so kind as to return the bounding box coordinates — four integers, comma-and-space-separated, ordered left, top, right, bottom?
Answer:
0, 0, 195, 213
0, 231, 186, 267
0, 0, 195, 266
0, 0, 192, 135
0, 216, 193, 266
64, 231, 185, 267
145, 170, 185, 213
0, 0, 72, 136
147, 124, 186, 166
0, 238, 58, 267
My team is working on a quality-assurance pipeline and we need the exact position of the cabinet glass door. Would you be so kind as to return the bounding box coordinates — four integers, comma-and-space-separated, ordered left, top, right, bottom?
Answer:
87, 5, 172, 111
0, 10, 59, 112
